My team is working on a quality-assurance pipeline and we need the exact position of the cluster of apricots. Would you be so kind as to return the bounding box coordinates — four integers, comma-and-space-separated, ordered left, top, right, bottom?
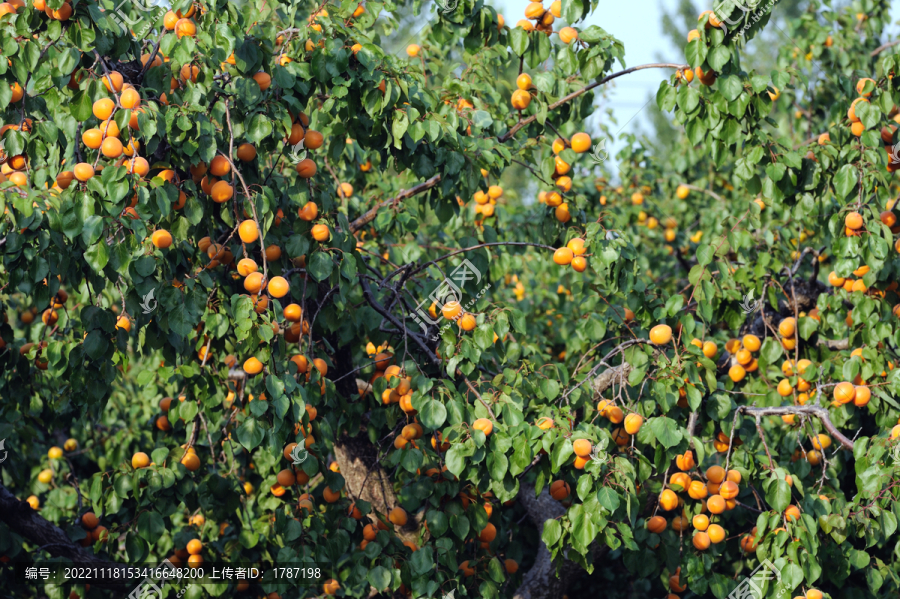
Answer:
594, 400, 644, 450
551, 237, 588, 272
0, 0, 71, 24
169, 538, 205, 569
516, 1, 577, 43
420, 299, 477, 333
469, 179, 503, 220
725, 333, 763, 382
678, 11, 729, 87
78, 511, 108, 546
535, 133, 593, 222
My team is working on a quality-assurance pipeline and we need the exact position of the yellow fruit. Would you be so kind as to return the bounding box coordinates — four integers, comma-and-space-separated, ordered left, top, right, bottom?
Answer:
649, 324, 672, 345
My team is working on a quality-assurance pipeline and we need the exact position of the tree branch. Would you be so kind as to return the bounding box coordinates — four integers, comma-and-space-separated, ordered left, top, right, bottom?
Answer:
349, 175, 441, 233
0, 484, 129, 589
870, 40, 900, 57
738, 405, 855, 450
498, 63, 688, 143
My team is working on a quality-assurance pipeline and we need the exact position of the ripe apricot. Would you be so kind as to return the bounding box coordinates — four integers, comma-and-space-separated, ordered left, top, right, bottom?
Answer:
706, 465, 725, 483
132, 452, 150, 469
473, 418, 493, 436
119, 88, 140, 109
784, 505, 801, 521
237, 143, 256, 161
311, 224, 330, 242
573, 438, 592, 457
833, 381, 855, 404
647, 515, 666, 533
175, 18, 196, 37
181, 452, 201, 471
252, 72, 271, 91
649, 324, 672, 344
92, 98, 115, 120
659, 489, 678, 511
210, 181, 234, 203
82, 128, 103, 149
553, 247, 574, 265
236, 221, 258, 244
693, 531, 710, 550
511, 89, 531, 110
624, 413, 643, 434
707, 523, 725, 543
479, 522, 497, 542
73, 163, 94, 182
243, 357, 264, 375
692, 514, 709, 531
549, 480, 570, 500
296, 158, 317, 178
303, 129, 325, 150
151, 230, 173, 249
389, 507, 408, 526
276, 469, 295, 487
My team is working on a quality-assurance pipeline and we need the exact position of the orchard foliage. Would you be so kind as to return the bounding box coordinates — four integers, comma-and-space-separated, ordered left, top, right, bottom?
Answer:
2, 0, 900, 598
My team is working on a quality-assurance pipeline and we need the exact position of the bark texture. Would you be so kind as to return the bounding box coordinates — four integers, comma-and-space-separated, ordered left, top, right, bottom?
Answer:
0, 484, 129, 589
511, 485, 606, 599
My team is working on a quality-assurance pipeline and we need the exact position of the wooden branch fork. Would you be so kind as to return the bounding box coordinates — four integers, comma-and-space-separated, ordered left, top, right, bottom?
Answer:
737, 405, 855, 450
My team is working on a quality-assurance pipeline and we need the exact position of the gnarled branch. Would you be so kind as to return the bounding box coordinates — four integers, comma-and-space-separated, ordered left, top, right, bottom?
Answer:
349, 175, 442, 233
738, 405, 855, 450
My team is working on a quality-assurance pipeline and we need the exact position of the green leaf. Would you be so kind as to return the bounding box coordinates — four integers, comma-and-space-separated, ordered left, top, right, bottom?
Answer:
307, 252, 333, 281
418, 398, 447, 429
833, 164, 859, 199
766, 480, 792, 512
509, 28, 529, 56
596, 487, 620, 513
70, 90, 93, 121
542, 519, 562, 546
719, 75, 743, 102
648, 417, 682, 448
137, 511, 164, 543
551, 438, 574, 471
84, 240, 109, 273
445, 445, 466, 476
237, 417, 265, 451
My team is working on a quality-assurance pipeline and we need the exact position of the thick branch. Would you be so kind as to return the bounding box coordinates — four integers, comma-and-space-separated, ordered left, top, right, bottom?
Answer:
871, 40, 900, 57
498, 63, 687, 143
359, 276, 438, 364
738, 405, 854, 450
817, 338, 849, 350
349, 175, 441, 233
0, 484, 129, 589
681, 183, 725, 203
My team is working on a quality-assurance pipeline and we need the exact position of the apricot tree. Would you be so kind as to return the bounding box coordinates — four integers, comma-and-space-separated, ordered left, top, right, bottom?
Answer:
1, 0, 900, 598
